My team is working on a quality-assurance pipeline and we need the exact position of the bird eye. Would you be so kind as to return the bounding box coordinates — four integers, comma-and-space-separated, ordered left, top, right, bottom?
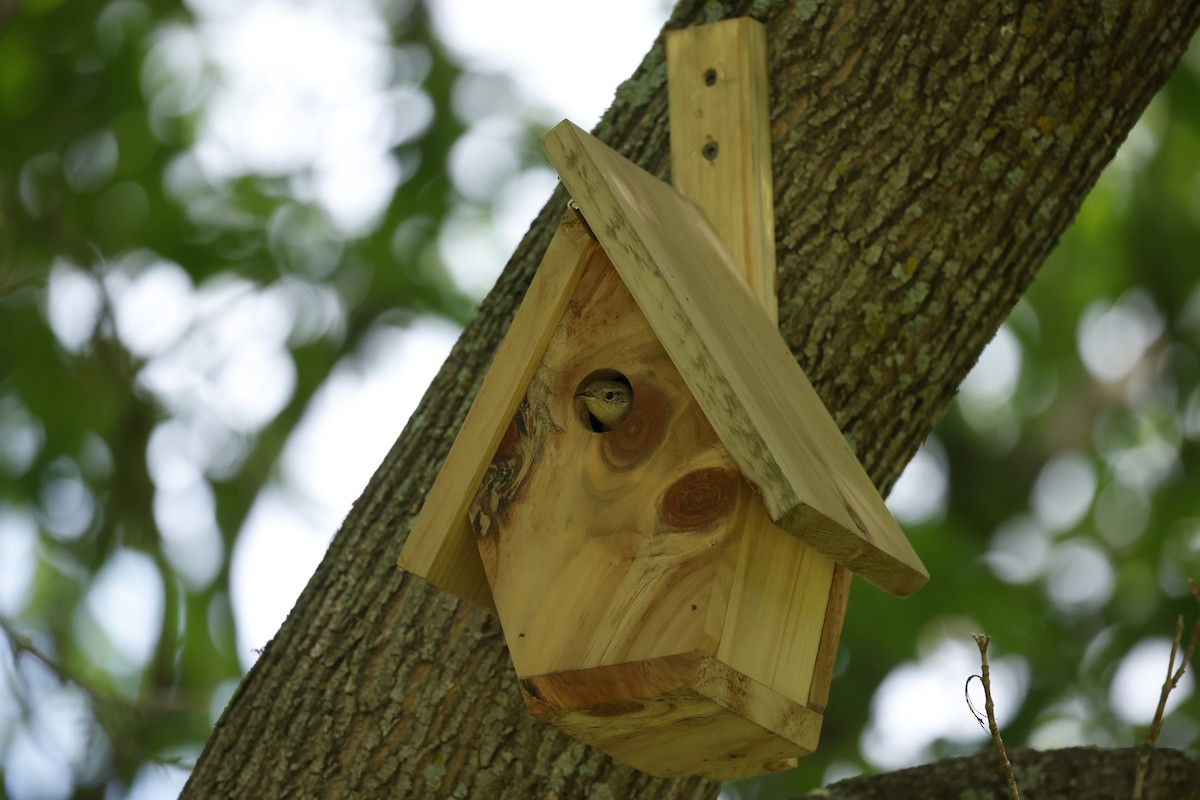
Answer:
605, 391, 615, 401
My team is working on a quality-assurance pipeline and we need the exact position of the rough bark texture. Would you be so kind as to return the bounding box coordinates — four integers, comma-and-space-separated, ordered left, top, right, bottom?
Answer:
183, 1, 1200, 798
796, 746, 1200, 799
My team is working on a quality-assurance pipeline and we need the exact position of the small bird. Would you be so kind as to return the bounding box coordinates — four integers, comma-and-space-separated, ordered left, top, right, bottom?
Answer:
574, 379, 632, 431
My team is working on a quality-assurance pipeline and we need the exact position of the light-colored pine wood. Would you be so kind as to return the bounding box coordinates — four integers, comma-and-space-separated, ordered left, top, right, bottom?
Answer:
470, 249, 830, 777
519, 651, 820, 780
540, 120, 928, 597
471, 251, 738, 676
398, 211, 598, 612
808, 563, 852, 713
667, 18, 776, 320
714, 510, 834, 706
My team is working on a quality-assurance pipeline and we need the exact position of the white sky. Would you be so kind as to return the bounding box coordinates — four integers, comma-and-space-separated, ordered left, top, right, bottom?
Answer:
218, 0, 670, 659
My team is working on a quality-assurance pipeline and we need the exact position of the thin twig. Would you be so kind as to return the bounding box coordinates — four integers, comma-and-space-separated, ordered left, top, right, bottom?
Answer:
968, 634, 1020, 800
0, 616, 191, 768
1133, 579, 1200, 800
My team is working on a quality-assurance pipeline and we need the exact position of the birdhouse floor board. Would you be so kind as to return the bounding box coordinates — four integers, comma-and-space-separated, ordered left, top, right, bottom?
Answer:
518, 651, 821, 780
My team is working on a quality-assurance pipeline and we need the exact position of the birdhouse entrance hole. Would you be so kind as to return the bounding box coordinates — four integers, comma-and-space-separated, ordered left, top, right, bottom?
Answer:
573, 369, 633, 432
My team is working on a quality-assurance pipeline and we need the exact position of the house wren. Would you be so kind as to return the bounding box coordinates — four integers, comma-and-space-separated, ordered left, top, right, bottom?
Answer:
574, 379, 632, 431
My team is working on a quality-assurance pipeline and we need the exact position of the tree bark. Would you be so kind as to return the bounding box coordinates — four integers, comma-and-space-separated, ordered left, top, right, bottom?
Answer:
183, 1, 1200, 797
796, 746, 1200, 799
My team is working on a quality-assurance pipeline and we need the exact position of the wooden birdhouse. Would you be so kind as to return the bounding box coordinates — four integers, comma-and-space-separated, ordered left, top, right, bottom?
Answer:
399, 19, 927, 780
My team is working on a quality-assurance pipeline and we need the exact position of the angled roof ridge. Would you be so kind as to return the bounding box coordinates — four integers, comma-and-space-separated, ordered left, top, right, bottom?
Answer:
398, 210, 602, 611
540, 120, 927, 597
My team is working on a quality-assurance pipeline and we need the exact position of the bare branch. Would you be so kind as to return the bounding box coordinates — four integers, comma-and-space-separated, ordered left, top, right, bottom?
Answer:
971, 634, 1020, 800
0, 616, 191, 768
1133, 578, 1200, 800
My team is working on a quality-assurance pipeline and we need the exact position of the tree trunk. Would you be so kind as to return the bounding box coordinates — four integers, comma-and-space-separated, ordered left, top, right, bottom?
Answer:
182, 1, 1200, 797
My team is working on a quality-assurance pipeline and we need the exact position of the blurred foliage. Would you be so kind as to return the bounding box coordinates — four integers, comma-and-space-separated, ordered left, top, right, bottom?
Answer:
0, 0, 552, 796
1, 1, 1198, 799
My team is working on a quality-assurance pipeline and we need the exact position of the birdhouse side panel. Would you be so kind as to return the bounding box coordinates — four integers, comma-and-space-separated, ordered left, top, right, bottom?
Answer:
714, 512, 835, 709
470, 250, 746, 679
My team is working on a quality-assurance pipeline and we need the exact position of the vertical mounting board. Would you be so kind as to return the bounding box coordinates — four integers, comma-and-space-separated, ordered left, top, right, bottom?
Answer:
667, 18, 777, 321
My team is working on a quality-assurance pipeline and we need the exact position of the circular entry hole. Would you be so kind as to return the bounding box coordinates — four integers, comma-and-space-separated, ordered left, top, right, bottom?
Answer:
573, 369, 633, 433
703, 68, 718, 86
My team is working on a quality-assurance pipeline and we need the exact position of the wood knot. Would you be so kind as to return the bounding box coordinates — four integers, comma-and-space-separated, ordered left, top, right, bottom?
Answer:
601, 385, 667, 471
659, 468, 737, 531
471, 405, 536, 539
844, 497, 870, 538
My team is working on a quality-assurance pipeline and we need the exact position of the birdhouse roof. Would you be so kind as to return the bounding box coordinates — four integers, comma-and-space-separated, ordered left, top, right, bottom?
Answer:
400, 121, 927, 610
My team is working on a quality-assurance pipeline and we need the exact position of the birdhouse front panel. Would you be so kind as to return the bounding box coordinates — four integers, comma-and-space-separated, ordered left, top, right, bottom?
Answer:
469, 243, 742, 677
467, 241, 842, 778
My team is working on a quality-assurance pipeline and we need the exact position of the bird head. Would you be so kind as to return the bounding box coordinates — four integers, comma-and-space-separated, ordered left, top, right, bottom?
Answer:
574, 378, 632, 431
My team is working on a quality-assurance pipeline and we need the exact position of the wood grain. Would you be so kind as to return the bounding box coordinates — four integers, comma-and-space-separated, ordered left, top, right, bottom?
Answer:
808, 563, 852, 714
667, 18, 776, 321
398, 211, 598, 611
714, 509, 833, 708
540, 120, 928, 597
470, 246, 834, 776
